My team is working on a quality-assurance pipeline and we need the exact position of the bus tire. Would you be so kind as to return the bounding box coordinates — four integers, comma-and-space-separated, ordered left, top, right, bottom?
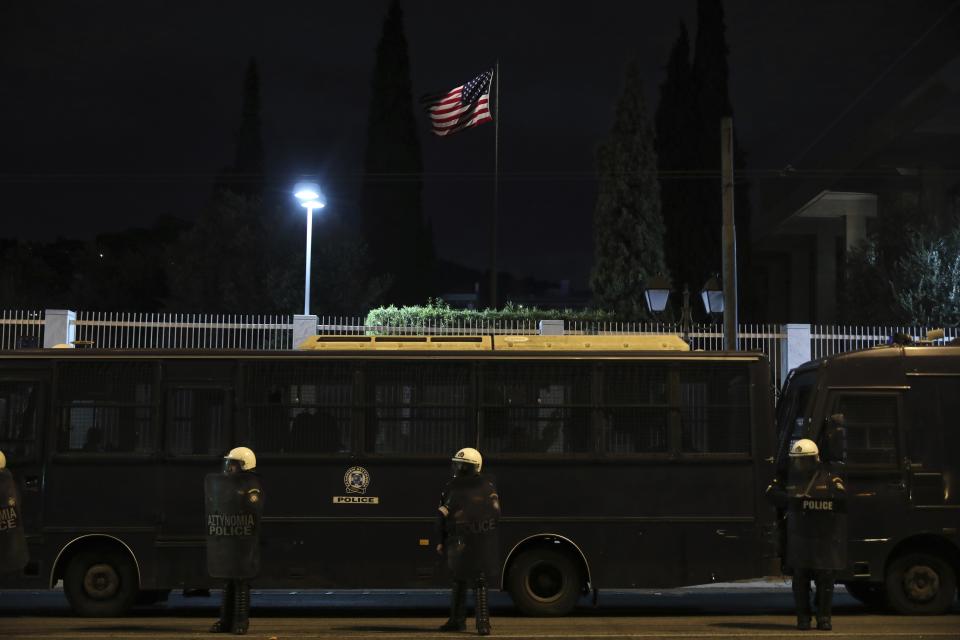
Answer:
885, 552, 956, 615
507, 548, 581, 616
842, 581, 886, 610
64, 548, 138, 617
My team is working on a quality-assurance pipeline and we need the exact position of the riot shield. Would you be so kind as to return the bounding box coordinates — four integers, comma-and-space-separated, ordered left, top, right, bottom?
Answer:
446, 475, 500, 581
786, 468, 847, 571
0, 469, 28, 574
205, 472, 263, 579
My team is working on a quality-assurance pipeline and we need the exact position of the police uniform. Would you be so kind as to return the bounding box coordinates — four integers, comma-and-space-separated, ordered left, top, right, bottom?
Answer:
766, 439, 846, 631
437, 448, 500, 636
205, 447, 264, 635
0, 452, 29, 575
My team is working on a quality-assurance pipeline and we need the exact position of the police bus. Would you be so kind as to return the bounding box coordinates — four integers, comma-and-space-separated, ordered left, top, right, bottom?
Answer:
774, 338, 960, 615
0, 334, 779, 616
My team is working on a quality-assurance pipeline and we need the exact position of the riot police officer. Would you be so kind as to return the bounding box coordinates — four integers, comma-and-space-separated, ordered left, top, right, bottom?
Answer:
205, 447, 264, 635
436, 447, 500, 636
0, 451, 29, 576
766, 439, 846, 631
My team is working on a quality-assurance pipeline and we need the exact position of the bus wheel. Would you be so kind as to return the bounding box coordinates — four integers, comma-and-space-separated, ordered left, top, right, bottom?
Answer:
507, 548, 581, 616
885, 552, 957, 615
842, 581, 886, 610
64, 548, 138, 617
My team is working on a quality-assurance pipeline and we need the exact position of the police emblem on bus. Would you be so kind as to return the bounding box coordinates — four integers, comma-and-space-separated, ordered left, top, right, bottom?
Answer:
333, 466, 379, 504
344, 466, 370, 494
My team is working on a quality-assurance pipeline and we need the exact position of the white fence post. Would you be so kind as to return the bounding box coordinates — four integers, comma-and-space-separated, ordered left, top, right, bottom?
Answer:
539, 320, 565, 336
293, 314, 319, 349
43, 309, 76, 348
780, 323, 812, 384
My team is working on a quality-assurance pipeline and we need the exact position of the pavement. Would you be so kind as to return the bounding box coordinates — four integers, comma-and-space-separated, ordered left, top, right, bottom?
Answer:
0, 582, 957, 639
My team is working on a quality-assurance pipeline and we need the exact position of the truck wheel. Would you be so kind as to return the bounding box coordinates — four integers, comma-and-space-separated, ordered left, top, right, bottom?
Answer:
885, 552, 956, 615
507, 548, 582, 616
842, 581, 886, 610
64, 548, 138, 617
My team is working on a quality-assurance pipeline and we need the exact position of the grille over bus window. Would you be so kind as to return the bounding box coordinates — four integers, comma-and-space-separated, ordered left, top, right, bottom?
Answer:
365, 362, 472, 454
481, 363, 591, 454
679, 365, 750, 454
602, 364, 669, 453
167, 388, 229, 455
242, 362, 353, 454
834, 395, 898, 466
0, 382, 39, 462
57, 361, 156, 453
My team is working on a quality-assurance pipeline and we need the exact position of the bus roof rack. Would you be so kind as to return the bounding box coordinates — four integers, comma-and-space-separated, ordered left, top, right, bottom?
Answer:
298, 335, 493, 351
299, 334, 691, 352
492, 334, 690, 351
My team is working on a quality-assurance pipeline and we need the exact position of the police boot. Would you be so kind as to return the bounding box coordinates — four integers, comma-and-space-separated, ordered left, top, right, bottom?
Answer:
231, 580, 250, 635
439, 581, 467, 631
816, 576, 834, 631
209, 581, 235, 633
476, 576, 491, 636
792, 572, 812, 630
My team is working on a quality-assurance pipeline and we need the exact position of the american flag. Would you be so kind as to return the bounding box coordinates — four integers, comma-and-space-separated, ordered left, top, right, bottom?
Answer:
421, 69, 494, 137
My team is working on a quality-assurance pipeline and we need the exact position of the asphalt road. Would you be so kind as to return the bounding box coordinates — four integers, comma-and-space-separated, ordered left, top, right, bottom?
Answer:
1, 584, 958, 639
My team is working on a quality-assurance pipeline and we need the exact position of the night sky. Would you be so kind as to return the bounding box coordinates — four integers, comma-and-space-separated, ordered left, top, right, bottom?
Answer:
1, 1, 954, 288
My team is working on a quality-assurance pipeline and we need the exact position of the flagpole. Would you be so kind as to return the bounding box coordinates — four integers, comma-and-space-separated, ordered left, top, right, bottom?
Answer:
490, 61, 500, 309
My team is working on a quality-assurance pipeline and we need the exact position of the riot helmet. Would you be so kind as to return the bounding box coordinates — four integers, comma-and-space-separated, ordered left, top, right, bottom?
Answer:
224, 446, 257, 473
451, 447, 482, 477
788, 438, 820, 487
0, 450, 5, 470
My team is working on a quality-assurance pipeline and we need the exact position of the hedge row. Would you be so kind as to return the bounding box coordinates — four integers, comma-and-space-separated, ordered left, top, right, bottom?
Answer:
364, 300, 616, 328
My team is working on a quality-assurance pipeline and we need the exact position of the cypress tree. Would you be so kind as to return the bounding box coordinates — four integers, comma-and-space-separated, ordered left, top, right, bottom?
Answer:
688, 0, 752, 318
217, 58, 265, 199
590, 62, 668, 319
655, 22, 698, 305
361, 0, 430, 304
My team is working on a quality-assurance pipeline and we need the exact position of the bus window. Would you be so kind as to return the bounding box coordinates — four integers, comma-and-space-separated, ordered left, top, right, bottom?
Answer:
601, 363, 669, 453
481, 363, 591, 454
242, 362, 353, 454
56, 361, 156, 453
0, 382, 39, 462
833, 394, 899, 467
166, 388, 229, 455
679, 365, 750, 454
366, 362, 472, 455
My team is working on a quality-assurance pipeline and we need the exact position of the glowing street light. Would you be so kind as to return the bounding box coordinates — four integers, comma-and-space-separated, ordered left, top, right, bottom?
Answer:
293, 182, 326, 315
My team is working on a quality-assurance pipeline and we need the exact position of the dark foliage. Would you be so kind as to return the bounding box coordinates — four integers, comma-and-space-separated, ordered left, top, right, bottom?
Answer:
590, 61, 667, 320
360, 0, 433, 304
656, 0, 753, 319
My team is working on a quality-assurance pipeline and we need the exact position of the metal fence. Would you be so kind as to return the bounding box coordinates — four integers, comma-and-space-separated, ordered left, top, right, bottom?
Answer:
73, 312, 294, 350
0, 309, 44, 350
6, 309, 960, 402
810, 324, 960, 359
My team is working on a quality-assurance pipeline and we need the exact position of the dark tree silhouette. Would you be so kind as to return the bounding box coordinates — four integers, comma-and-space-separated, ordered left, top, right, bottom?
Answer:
360, 0, 432, 304
217, 58, 265, 199
655, 0, 753, 319
590, 62, 667, 319
655, 22, 697, 306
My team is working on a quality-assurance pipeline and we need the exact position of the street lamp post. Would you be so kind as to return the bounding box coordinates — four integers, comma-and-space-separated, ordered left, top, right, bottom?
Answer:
293, 182, 326, 316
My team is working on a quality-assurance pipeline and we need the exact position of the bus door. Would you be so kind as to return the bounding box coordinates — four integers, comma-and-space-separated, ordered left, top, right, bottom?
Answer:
827, 390, 907, 575
904, 376, 960, 509
0, 368, 48, 581
158, 361, 236, 588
